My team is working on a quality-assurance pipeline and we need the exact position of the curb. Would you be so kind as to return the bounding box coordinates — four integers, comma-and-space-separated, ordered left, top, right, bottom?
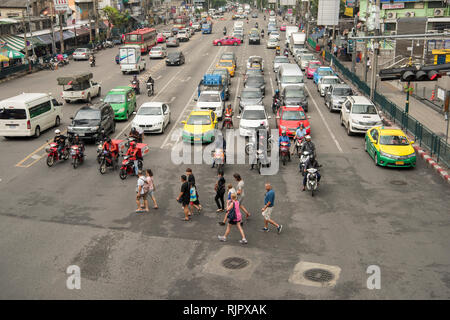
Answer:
382, 114, 450, 184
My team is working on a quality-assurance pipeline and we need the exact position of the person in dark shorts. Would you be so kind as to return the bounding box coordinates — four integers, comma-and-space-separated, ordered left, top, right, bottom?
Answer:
176, 175, 191, 221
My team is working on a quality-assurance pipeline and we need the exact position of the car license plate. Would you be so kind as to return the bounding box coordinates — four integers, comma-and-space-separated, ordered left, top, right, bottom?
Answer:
395, 161, 404, 165
194, 138, 201, 141
78, 133, 85, 136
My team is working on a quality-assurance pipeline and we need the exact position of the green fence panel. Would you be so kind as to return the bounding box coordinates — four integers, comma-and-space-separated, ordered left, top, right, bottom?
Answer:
308, 38, 316, 49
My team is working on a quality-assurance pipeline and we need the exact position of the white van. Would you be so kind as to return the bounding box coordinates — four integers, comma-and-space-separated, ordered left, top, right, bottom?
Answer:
277, 64, 304, 91
119, 45, 146, 74
0, 93, 62, 138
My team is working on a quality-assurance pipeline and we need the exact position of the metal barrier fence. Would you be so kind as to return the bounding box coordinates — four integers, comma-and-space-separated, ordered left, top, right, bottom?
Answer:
323, 50, 450, 167
0, 64, 29, 79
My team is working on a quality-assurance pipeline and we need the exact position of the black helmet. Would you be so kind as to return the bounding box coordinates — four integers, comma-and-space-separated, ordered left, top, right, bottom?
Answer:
107, 137, 111, 143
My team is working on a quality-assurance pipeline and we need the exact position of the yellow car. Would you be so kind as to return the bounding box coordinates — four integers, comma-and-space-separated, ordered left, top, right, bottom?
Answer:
182, 110, 218, 143
216, 59, 236, 77
365, 127, 416, 168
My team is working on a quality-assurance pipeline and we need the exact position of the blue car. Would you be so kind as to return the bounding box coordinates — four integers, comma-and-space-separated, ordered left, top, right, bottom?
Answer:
313, 67, 336, 84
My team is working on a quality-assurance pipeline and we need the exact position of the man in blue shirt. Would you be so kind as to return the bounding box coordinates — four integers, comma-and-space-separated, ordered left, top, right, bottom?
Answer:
261, 183, 282, 234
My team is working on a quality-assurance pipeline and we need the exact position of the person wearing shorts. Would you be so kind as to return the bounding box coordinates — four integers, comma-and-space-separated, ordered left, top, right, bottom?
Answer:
233, 173, 250, 219
176, 175, 191, 221
218, 193, 247, 244
261, 183, 282, 234
136, 171, 147, 213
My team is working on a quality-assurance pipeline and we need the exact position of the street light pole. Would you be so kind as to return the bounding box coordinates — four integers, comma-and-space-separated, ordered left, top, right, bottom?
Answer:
26, 0, 35, 58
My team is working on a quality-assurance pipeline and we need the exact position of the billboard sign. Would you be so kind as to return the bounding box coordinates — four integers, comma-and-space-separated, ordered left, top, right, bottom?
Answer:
53, 0, 69, 12
280, 0, 296, 5
317, 0, 340, 26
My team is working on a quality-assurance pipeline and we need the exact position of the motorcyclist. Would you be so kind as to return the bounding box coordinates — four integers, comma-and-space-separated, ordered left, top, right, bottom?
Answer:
211, 134, 226, 168
302, 154, 321, 191
283, 47, 289, 56
70, 134, 85, 158
125, 141, 141, 176
299, 135, 316, 158
264, 15, 266, 20
273, 89, 280, 101
255, 22, 258, 29
53, 129, 67, 157
129, 127, 142, 143
223, 26, 227, 35
292, 124, 307, 154
251, 122, 268, 170
131, 75, 140, 94
103, 137, 118, 162
146, 75, 154, 93
222, 104, 234, 129
261, 29, 264, 37
89, 54, 95, 64
278, 130, 291, 161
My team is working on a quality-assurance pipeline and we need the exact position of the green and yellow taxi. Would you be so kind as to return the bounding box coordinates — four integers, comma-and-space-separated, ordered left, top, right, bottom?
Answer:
103, 86, 136, 120
182, 110, 218, 143
365, 127, 416, 168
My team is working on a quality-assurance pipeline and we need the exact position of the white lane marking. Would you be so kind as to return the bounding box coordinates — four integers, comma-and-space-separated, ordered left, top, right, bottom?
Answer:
169, 96, 176, 103
160, 46, 225, 149
155, 75, 162, 80
31, 154, 42, 160
181, 76, 192, 82
304, 84, 344, 153
232, 75, 242, 114
114, 67, 185, 139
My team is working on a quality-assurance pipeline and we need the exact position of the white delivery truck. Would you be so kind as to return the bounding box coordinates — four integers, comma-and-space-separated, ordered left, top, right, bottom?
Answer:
119, 45, 146, 74
285, 26, 299, 47
289, 32, 306, 53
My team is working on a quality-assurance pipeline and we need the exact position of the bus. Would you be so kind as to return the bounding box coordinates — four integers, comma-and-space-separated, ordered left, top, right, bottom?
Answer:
174, 15, 189, 29
124, 28, 157, 53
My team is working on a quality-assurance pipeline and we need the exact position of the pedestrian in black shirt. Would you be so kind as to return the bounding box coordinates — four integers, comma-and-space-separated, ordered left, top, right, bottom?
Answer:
215, 170, 226, 212
176, 175, 191, 221
186, 168, 202, 213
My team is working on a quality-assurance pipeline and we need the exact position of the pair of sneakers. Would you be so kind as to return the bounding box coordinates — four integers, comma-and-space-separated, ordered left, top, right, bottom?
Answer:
218, 235, 247, 244
261, 225, 283, 234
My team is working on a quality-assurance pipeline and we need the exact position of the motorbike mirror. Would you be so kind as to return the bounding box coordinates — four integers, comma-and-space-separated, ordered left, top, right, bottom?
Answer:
307, 115, 311, 119
100, 98, 103, 102
70, 117, 74, 120
133, 111, 137, 115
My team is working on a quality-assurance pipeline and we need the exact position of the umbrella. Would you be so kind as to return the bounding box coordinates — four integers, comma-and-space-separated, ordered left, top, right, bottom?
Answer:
6, 49, 24, 59
0, 54, 9, 62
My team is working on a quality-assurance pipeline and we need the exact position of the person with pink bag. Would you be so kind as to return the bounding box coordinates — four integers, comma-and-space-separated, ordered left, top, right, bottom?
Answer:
218, 193, 247, 245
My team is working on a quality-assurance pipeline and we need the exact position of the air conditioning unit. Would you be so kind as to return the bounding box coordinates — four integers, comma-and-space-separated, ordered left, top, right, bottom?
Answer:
434, 9, 444, 17
405, 12, 415, 18
387, 12, 396, 19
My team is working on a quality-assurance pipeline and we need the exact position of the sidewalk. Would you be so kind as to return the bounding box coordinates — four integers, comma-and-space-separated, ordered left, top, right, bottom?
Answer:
341, 60, 448, 139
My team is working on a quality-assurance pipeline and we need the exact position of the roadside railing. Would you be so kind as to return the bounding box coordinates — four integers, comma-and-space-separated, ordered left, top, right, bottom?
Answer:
0, 64, 29, 79
322, 49, 450, 167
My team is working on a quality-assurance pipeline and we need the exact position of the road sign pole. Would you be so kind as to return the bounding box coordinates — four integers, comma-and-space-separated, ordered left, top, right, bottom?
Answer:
405, 80, 410, 114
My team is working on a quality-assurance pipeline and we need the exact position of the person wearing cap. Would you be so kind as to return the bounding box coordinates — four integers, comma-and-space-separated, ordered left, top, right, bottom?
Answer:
278, 130, 291, 161
125, 141, 140, 176
71, 134, 85, 159
299, 135, 316, 158
53, 129, 67, 157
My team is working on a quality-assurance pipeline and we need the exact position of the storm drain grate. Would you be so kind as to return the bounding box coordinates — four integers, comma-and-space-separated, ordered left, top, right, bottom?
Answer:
390, 180, 407, 186
222, 257, 249, 270
303, 268, 335, 283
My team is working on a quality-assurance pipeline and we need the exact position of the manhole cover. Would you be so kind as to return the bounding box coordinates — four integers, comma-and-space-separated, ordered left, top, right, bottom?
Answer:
303, 268, 335, 283
222, 257, 249, 270
390, 180, 407, 185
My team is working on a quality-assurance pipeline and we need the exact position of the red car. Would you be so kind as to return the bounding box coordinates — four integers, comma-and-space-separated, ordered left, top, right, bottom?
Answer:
280, 24, 287, 31
276, 106, 311, 137
213, 36, 241, 46
306, 61, 322, 79
157, 33, 166, 43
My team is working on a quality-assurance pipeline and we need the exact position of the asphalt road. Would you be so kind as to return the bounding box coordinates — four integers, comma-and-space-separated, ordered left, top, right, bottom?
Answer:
0, 13, 449, 299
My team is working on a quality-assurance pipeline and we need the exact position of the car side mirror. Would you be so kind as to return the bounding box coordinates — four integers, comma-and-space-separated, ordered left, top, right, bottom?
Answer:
182, 120, 186, 124
410, 140, 415, 145
194, 97, 198, 101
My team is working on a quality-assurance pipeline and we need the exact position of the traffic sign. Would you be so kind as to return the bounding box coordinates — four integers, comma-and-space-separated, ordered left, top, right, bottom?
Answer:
54, 0, 69, 12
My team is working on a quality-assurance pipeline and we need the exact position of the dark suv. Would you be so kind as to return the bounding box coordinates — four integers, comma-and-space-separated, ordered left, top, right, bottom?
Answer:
249, 30, 260, 45
68, 102, 115, 142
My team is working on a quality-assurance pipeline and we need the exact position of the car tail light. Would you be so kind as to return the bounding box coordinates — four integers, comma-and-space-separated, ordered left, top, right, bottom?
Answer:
81, 91, 85, 96
27, 120, 31, 129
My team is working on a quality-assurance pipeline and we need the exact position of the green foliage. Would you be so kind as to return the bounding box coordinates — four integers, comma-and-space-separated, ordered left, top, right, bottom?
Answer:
102, 6, 130, 29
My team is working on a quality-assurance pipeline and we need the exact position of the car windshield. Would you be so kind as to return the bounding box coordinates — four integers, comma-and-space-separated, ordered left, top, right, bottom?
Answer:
75, 49, 86, 53
285, 90, 305, 98
302, 55, 314, 61
0, 108, 26, 119
282, 110, 306, 120
104, 94, 125, 103
152, 48, 162, 52
380, 135, 409, 145
246, 78, 263, 85
187, 115, 211, 125
219, 61, 232, 67
322, 78, 340, 84
242, 90, 262, 99
275, 57, 289, 64
318, 69, 334, 76
74, 109, 100, 121
168, 52, 180, 58
352, 104, 377, 114
308, 62, 320, 69
222, 54, 233, 60
282, 75, 304, 83
138, 107, 162, 116
334, 88, 353, 96
242, 110, 266, 120
199, 93, 220, 102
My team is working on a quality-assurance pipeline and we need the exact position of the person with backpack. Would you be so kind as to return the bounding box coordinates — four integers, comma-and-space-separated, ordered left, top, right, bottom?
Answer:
218, 193, 247, 244
189, 182, 201, 215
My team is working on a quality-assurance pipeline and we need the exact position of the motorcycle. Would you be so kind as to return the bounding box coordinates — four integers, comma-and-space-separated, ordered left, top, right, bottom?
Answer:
261, 32, 264, 38
272, 98, 281, 114
306, 168, 319, 196
212, 148, 225, 173
279, 141, 290, 166
254, 149, 268, 175
99, 149, 118, 174
45, 141, 69, 167
245, 135, 275, 155
119, 155, 143, 180
283, 49, 289, 57
223, 29, 227, 35
70, 144, 84, 169
104, 40, 114, 48
294, 136, 305, 157
89, 57, 96, 67
275, 47, 280, 56
146, 82, 154, 97
222, 112, 233, 129
130, 80, 140, 95
299, 151, 310, 176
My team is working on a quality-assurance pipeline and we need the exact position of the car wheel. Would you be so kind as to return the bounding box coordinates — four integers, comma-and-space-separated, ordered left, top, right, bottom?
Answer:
55, 116, 60, 127
111, 122, 116, 134
34, 126, 40, 138
364, 139, 368, 152
97, 88, 101, 97
86, 94, 91, 103
340, 114, 344, 126
217, 42, 222, 46
347, 123, 352, 136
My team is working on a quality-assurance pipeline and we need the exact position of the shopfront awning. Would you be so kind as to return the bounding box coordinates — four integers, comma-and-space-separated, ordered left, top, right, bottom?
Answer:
0, 35, 26, 52
0, 48, 25, 59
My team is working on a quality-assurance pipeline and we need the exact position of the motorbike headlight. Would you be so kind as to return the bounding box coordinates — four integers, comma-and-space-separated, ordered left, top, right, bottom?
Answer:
68, 126, 73, 131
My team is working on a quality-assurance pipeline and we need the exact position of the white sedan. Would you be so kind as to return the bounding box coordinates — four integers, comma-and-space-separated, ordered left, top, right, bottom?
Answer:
149, 46, 167, 59
266, 37, 279, 49
132, 102, 171, 134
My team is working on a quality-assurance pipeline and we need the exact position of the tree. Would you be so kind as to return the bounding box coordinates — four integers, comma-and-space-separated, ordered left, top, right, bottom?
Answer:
102, 6, 130, 35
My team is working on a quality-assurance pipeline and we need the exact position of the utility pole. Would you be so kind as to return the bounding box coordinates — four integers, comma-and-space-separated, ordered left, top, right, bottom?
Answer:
369, 0, 380, 101
49, 0, 57, 54
363, 0, 369, 82
305, 0, 310, 41
94, 0, 99, 41
351, 0, 358, 73
59, 11, 65, 53
405, 57, 413, 114
21, 11, 30, 71
26, 0, 36, 58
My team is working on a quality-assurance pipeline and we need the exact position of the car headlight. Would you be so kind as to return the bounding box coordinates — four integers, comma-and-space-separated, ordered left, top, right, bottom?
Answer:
91, 126, 99, 131
380, 151, 397, 159
118, 108, 125, 113
280, 125, 287, 130
407, 152, 416, 158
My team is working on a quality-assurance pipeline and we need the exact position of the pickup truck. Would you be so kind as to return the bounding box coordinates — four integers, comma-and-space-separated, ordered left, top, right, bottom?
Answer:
198, 74, 227, 101
57, 72, 101, 103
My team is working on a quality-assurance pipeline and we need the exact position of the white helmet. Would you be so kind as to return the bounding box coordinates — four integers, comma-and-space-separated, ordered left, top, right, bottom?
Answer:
55, 129, 61, 134
305, 135, 311, 140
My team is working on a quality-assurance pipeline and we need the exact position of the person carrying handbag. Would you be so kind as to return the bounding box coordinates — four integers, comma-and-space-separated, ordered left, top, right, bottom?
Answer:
218, 193, 247, 244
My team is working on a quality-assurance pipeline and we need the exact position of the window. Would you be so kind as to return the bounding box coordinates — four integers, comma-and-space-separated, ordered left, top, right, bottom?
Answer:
0, 108, 27, 120
380, 135, 409, 146
104, 94, 125, 104
162, 105, 167, 113
370, 129, 378, 142
352, 104, 377, 114
29, 101, 51, 119
281, 110, 306, 121
187, 115, 211, 125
